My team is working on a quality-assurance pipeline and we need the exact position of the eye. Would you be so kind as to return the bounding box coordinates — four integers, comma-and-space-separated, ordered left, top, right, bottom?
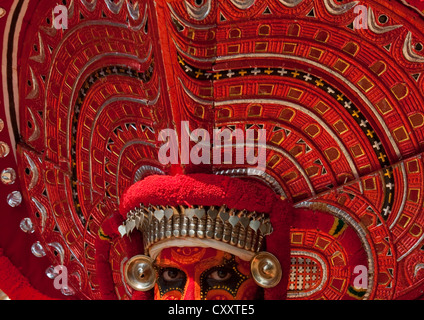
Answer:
155, 267, 187, 298
207, 268, 232, 281
162, 268, 185, 282
200, 258, 250, 300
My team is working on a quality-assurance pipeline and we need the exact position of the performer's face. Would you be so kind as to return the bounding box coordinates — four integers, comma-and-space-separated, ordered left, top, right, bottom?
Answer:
153, 247, 261, 300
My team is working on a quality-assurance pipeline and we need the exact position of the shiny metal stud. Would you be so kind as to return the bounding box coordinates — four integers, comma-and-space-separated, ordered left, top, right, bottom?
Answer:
124, 255, 156, 291
20, 217, 34, 233
45, 266, 59, 279
250, 252, 282, 288
0, 141, 10, 158
31, 241, 46, 258
1, 168, 16, 185
7, 191, 22, 207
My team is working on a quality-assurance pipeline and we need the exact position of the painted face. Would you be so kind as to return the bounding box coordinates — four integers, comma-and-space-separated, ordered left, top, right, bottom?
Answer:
153, 247, 261, 300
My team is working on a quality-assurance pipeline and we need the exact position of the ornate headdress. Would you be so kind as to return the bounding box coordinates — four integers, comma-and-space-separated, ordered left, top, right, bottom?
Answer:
117, 173, 292, 298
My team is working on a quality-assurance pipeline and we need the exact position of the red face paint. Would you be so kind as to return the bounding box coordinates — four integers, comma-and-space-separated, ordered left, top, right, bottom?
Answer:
153, 247, 261, 300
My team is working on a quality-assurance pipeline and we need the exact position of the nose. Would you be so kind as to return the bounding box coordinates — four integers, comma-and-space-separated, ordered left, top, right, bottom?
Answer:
181, 275, 201, 300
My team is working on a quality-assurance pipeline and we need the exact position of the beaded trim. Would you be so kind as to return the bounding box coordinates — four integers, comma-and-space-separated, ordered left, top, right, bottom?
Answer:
119, 204, 273, 254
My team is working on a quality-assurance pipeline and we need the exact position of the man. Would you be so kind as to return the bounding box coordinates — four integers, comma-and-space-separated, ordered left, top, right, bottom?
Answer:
115, 173, 292, 300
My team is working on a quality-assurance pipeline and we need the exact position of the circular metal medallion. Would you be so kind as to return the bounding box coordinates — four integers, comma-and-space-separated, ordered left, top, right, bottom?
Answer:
250, 251, 282, 289
124, 255, 156, 291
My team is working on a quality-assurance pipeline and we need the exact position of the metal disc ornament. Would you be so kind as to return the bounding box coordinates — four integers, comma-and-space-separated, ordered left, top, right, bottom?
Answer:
250, 252, 282, 289
124, 255, 156, 291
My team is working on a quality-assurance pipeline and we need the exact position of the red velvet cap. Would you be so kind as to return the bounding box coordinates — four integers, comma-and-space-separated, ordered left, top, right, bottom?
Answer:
120, 173, 282, 218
